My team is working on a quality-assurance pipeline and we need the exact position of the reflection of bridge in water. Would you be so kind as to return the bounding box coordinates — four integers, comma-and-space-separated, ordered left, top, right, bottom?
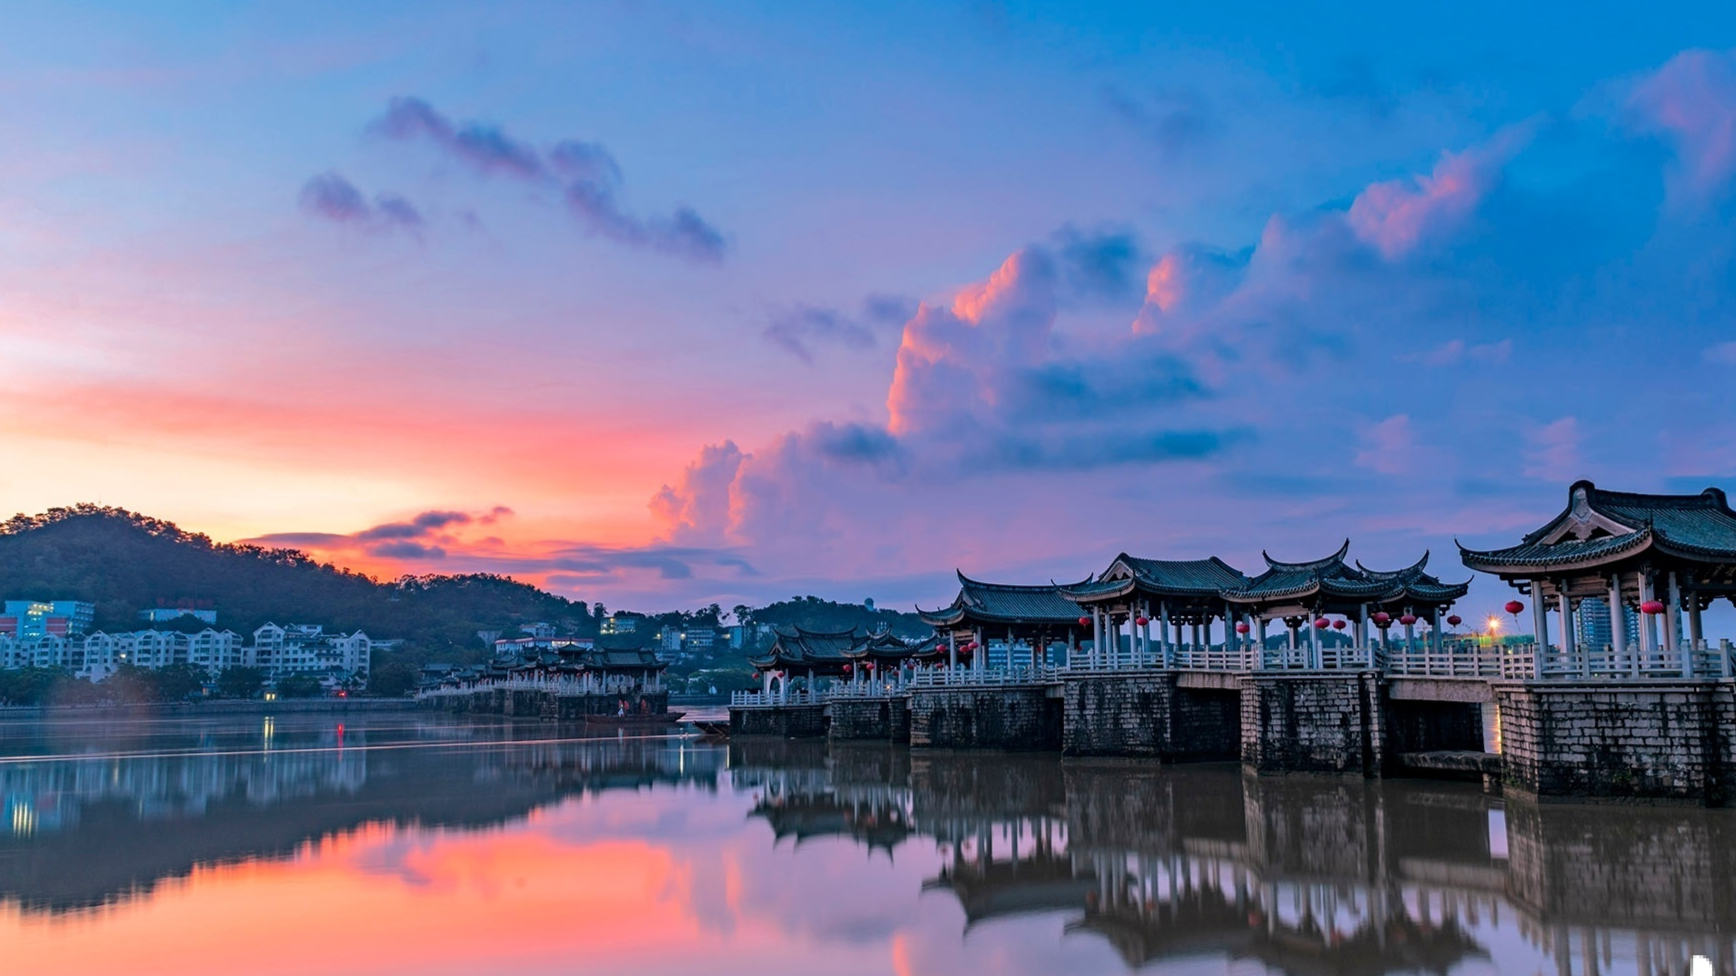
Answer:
0, 719, 722, 915
732, 740, 1736, 975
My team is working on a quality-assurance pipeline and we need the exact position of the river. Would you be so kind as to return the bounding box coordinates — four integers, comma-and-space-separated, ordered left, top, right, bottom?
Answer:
0, 711, 1722, 975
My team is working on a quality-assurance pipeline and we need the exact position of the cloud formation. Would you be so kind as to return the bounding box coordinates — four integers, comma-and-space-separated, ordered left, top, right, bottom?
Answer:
763, 294, 915, 363
366, 96, 727, 263
1624, 48, 1736, 201
298, 171, 424, 235
249, 506, 512, 564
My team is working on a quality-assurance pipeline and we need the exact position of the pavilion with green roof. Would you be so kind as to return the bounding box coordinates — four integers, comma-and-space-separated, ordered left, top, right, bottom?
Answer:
1460, 480, 1736, 677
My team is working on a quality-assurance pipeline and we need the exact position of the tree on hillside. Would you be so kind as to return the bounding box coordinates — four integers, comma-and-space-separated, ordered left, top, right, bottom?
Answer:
216, 666, 265, 699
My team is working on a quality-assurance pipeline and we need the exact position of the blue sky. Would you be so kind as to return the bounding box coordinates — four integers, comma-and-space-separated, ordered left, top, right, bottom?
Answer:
1, 1, 1735, 618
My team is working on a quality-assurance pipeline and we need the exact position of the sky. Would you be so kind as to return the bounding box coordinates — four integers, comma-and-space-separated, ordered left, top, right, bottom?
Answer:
4, 1, 1736, 618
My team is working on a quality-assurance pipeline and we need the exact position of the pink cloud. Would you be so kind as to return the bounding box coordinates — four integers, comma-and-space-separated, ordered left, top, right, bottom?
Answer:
1346, 128, 1528, 258
1523, 417, 1580, 482
1625, 48, 1736, 200
1355, 415, 1419, 476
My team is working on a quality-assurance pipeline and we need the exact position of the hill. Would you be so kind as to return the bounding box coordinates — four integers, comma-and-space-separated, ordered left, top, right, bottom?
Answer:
0, 506, 591, 655
0, 506, 936, 659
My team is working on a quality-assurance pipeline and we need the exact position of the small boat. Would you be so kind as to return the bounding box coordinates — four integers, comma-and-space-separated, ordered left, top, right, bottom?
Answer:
691, 719, 730, 738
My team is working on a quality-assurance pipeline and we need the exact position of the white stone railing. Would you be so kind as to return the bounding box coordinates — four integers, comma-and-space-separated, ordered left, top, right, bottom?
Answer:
1383, 639, 1736, 680
417, 674, 662, 699
731, 688, 825, 708
907, 664, 1061, 688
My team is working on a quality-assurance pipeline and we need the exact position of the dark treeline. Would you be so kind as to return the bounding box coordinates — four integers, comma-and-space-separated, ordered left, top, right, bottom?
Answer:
0, 507, 931, 666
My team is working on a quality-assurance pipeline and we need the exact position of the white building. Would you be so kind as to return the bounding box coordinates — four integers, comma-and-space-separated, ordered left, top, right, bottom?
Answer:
250, 623, 372, 680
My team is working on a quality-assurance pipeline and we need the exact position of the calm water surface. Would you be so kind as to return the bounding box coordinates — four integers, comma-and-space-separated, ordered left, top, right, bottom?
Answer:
0, 711, 1725, 975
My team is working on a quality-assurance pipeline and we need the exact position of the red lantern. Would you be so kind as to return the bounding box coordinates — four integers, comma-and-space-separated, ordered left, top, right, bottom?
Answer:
1641, 600, 1666, 615
866, 661, 875, 670
1504, 600, 1524, 615
843, 664, 853, 673
1399, 614, 1418, 627
1371, 612, 1391, 627
1235, 622, 1250, 634
1313, 617, 1330, 629
1331, 619, 1347, 630
1136, 616, 1150, 626
1446, 615, 1462, 627
1077, 616, 1091, 628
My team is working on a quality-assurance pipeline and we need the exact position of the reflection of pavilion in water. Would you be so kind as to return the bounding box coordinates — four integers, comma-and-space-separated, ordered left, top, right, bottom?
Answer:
0, 724, 721, 915
738, 745, 1736, 975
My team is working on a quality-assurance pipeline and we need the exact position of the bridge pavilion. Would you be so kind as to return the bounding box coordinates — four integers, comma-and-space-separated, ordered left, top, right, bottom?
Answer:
1459, 480, 1736, 676
750, 625, 942, 695
1058, 554, 1251, 667
917, 572, 1088, 671
1221, 543, 1469, 667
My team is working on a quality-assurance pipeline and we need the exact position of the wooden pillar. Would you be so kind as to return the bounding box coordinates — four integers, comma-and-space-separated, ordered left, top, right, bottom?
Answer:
1690, 594, 1706, 648
1429, 608, 1443, 658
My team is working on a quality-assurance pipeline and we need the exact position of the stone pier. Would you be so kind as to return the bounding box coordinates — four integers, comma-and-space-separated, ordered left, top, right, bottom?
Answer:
908, 686, 1062, 750
1239, 672, 1385, 776
1061, 671, 1240, 760
730, 703, 828, 738
1495, 680, 1736, 802
829, 697, 900, 741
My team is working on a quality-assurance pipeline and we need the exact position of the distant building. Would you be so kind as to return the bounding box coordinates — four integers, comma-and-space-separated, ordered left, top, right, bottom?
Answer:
659, 628, 683, 652
0, 600, 96, 639
1575, 597, 1640, 650
493, 634, 592, 657
250, 624, 372, 681
601, 614, 639, 635
140, 607, 219, 625
683, 627, 717, 654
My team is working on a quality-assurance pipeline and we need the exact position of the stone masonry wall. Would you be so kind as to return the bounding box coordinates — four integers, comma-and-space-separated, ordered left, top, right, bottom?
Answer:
1239, 672, 1383, 776
730, 703, 828, 738
1495, 681, 1730, 801
1062, 674, 1174, 757
908, 687, 1061, 750
829, 698, 896, 741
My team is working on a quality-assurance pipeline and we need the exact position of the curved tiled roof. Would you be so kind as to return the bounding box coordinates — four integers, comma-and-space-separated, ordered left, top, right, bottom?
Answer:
1459, 480, 1736, 574
1060, 553, 1251, 603
917, 572, 1089, 627
1224, 543, 1467, 608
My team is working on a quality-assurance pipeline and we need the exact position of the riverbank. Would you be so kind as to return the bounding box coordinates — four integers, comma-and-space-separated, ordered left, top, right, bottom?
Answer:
0, 698, 422, 719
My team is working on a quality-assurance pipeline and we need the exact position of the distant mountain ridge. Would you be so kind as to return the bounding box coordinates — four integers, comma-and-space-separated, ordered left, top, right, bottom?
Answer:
0, 506, 589, 653
0, 505, 934, 655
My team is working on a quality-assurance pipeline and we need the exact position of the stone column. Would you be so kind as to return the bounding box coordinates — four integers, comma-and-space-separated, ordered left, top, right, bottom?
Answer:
1308, 615, 1321, 669
1557, 587, 1577, 675
949, 631, 958, 671
1667, 571, 1686, 674
1610, 575, 1631, 676
1530, 585, 1548, 678
1638, 573, 1656, 662
1091, 608, 1102, 669
1159, 601, 1171, 662
1256, 617, 1268, 669
1690, 594, 1705, 648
